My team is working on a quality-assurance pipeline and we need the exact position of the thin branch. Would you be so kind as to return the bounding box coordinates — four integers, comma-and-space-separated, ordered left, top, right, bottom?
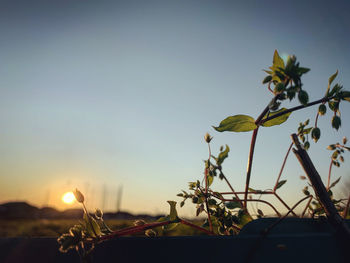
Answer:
273, 142, 293, 191
244, 128, 259, 209
301, 196, 313, 218
274, 192, 298, 217
222, 198, 281, 217
327, 159, 333, 190
180, 219, 216, 235
343, 195, 350, 219
261, 96, 333, 125
218, 169, 244, 207
220, 191, 273, 195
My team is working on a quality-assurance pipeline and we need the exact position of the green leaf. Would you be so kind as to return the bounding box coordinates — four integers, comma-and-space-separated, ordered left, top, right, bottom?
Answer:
207, 173, 214, 187
237, 209, 253, 227
272, 50, 285, 70
340, 91, 350, 102
217, 145, 230, 165
329, 177, 341, 189
213, 115, 257, 132
276, 180, 287, 190
225, 200, 242, 209
248, 188, 263, 194
83, 213, 102, 237
261, 108, 292, 127
157, 215, 179, 230
326, 70, 338, 96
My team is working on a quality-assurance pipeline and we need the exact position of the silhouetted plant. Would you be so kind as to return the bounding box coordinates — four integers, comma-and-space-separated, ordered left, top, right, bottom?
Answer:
58, 50, 350, 261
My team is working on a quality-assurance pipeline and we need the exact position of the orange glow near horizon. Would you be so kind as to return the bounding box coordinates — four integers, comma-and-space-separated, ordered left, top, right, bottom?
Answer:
61, 192, 75, 204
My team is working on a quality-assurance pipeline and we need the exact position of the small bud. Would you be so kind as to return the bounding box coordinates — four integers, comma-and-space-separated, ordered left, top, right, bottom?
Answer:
311, 127, 321, 143
318, 104, 327, 116
73, 189, 84, 203
339, 156, 344, 162
298, 90, 309, 106
204, 133, 213, 143
342, 137, 347, 145
192, 196, 199, 204
145, 229, 157, 237
134, 220, 146, 226
95, 208, 103, 219
327, 144, 336, 150
331, 116, 341, 130
274, 83, 285, 93
289, 55, 296, 63
303, 141, 310, 150
262, 75, 272, 84
300, 176, 307, 180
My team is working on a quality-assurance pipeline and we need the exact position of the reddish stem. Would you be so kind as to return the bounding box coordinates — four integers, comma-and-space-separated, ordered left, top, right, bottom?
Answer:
301, 196, 313, 218
222, 198, 281, 217
180, 219, 216, 235
327, 159, 333, 190
274, 192, 298, 217
244, 128, 259, 208
273, 142, 293, 191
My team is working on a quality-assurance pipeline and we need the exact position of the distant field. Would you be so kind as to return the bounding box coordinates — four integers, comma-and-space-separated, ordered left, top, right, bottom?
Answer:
0, 219, 206, 237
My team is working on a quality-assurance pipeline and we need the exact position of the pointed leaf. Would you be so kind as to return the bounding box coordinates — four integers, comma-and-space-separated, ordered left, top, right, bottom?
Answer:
272, 50, 285, 70
83, 213, 102, 237
213, 115, 257, 132
225, 200, 242, 209
217, 145, 230, 165
329, 177, 341, 189
276, 180, 287, 190
326, 70, 338, 96
261, 108, 292, 127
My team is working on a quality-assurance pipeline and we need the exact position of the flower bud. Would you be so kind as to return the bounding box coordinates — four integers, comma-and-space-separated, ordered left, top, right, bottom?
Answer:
311, 127, 321, 143
204, 133, 212, 143
95, 208, 103, 219
327, 144, 336, 150
342, 137, 347, 145
318, 104, 326, 116
298, 90, 309, 106
73, 189, 84, 203
145, 229, 157, 237
331, 116, 341, 130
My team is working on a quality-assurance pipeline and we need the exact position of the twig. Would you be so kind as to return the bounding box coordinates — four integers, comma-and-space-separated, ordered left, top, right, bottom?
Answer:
301, 196, 313, 218
273, 142, 293, 191
291, 133, 350, 241
327, 159, 333, 190
180, 219, 216, 235
222, 198, 281, 217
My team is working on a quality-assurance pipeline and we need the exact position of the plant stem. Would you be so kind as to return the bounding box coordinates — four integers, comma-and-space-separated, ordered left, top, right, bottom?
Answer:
204, 143, 213, 232
82, 203, 98, 238
244, 128, 259, 209
273, 193, 298, 217
222, 198, 281, 217
327, 159, 333, 190
99, 221, 173, 241
261, 96, 333, 125
343, 195, 350, 219
273, 142, 293, 191
291, 133, 350, 241
218, 169, 244, 207
301, 196, 313, 218
180, 219, 215, 235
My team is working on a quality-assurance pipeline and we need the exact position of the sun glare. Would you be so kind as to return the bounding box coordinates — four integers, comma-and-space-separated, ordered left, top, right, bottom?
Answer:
62, 192, 75, 204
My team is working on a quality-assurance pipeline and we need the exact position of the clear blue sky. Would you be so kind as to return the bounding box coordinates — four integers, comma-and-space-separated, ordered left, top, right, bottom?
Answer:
0, 0, 349, 217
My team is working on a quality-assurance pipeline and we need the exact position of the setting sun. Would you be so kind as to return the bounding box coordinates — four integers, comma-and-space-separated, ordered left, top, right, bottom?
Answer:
62, 192, 75, 204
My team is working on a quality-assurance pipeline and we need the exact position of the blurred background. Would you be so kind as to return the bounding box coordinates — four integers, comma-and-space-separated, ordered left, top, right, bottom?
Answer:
0, 0, 349, 236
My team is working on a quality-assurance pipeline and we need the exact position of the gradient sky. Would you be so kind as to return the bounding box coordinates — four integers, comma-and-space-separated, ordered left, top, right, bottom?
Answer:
1, 0, 350, 217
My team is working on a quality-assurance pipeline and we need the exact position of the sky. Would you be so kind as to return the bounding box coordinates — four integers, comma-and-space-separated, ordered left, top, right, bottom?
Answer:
0, 0, 350, 217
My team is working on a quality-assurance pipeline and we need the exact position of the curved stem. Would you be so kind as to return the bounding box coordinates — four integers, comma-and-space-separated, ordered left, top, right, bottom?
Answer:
274, 192, 298, 217
222, 198, 281, 217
